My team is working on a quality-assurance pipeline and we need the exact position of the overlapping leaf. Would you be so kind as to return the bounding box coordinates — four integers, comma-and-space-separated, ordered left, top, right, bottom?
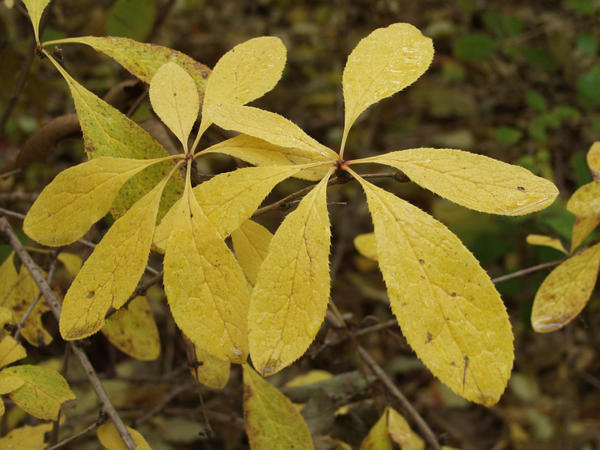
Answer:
0, 336, 27, 369
163, 183, 249, 363
567, 181, 600, 217
191, 345, 230, 389
356, 148, 558, 216
243, 365, 314, 450
571, 216, 599, 250
360, 407, 424, 450
248, 174, 332, 376
531, 243, 600, 332
587, 141, 600, 178
0, 423, 52, 450
354, 232, 378, 261
526, 234, 567, 254
354, 176, 514, 406
97, 423, 151, 450
60, 173, 172, 340
232, 220, 273, 286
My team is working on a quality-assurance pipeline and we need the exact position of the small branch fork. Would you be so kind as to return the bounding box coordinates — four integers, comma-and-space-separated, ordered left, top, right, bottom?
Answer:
0, 217, 137, 450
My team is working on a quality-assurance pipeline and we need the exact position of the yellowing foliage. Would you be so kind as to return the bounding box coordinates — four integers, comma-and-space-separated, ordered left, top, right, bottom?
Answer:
531, 243, 600, 332
360, 407, 424, 450
97, 423, 151, 450
243, 365, 314, 450
191, 345, 231, 389
231, 220, 273, 286
248, 173, 332, 375
0, 337, 27, 369
587, 141, 600, 178
60, 172, 172, 340
21, 0, 49, 42
0, 423, 52, 450
354, 233, 378, 261
149, 62, 199, 149
526, 234, 567, 254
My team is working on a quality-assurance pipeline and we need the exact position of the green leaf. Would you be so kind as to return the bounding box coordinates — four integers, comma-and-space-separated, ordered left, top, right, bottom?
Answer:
453, 34, 498, 62
5, 365, 75, 421
566, 0, 597, 15
520, 46, 557, 71
248, 174, 332, 376
526, 89, 548, 111
354, 175, 514, 406
105, 0, 156, 41
243, 365, 314, 450
59, 173, 172, 340
493, 126, 523, 146
576, 33, 598, 55
45, 55, 184, 221
22, 0, 50, 42
579, 65, 600, 108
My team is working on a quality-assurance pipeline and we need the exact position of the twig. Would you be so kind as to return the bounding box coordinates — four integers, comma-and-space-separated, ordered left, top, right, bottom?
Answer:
357, 345, 441, 450
46, 417, 104, 450
0, 217, 136, 450
50, 344, 73, 446
134, 382, 195, 427
13, 255, 57, 341
0, 192, 39, 202
0, 169, 22, 179
491, 260, 562, 284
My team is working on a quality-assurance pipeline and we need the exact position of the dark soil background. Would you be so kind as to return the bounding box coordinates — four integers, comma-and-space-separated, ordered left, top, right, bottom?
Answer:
1, 1, 600, 449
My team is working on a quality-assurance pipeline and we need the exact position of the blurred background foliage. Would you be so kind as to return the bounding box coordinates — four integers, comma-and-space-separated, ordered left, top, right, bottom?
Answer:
1, 0, 600, 449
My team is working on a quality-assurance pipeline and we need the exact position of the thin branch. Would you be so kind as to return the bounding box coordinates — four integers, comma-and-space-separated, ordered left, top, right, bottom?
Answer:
0, 217, 136, 450
0, 191, 39, 202
14, 254, 57, 341
134, 382, 195, 427
491, 260, 562, 284
46, 416, 105, 450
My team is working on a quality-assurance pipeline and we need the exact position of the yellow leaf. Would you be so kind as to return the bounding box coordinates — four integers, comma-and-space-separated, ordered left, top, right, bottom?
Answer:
567, 182, 600, 217
57, 252, 83, 278
342, 24, 433, 145
359, 408, 392, 450
315, 436, 353, 450
202, 134, 334, 181
0, 253, 18, 305
243, 364, 314, 450
163, 182, 249, 362
45, 36, 210, 99
356, 148, 558, 216
97, 423, 151, 450
571, 216, 599, 251
0, 337, 27, 369
191, 345, 230, 389
101, 296, 160, 361
531, 243, 600, 332
587, 141, 600, 178
285, 370, 333, 387
154, 164, 304, 252
149, 62, 199, 149
526, 234, 567, 254
46, 55, 183, 220
22, 0, 50, 42
206, 103, 338, 160
0, 373, 25, 395
248, 173, 332, 376
231, 220, 273, 286
60, 173, 172, 340
201, 36, 286, 132
24, 157, 162, 246
4, 266, 52, 347
387, 408, 425, 450
0, 423, 52, 450
4, 365, 75, 421
355, 176, 513, 406
354, 232, 378, 260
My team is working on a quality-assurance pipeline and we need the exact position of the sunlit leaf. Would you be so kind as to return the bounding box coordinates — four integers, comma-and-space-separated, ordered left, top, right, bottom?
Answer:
206, 103, 338, 160
46, 56, 183, 220
243, 365, 314, 450
57, 252, 83, 278
355, 175, 513, 406
0, 423, 52, 450
285, 370, 333, 387
571, 216, 599, 250
5, 365, 75, 420
531, 243, 600, 332
526, 234, 567, 254
342, 23, 434, 142
44, 36, 210, 99
249, 173, 332, 376
202, 134, 333, 180
354, 232, 377, 260
232, 220, 273, 286
60, 173, 172, 340
191, 345, 230, 389
102, 296, 160, 361
154, 165, 304, 252
4, 266, 52, 347
97, 423, 151, 450
149, 62, 199, 148
587, 141, 600, 178
201, 36, 286, 133
0, 373, 25, 394
22, 0, 50, 42
24, 157, 161, 246
387, 408, 425, 450
357, 148, 558, 216
567, 181, 600, 217
0, 336, 27, 369
164, 183, 249, 363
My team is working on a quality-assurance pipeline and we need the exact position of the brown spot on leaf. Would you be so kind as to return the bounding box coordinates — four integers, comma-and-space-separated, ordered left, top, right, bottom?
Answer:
419, 259, 425, 264
517, 186, 525, 191
426, 332, 432, 342
451, 292, 456, 297
86, 291, 95, 299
